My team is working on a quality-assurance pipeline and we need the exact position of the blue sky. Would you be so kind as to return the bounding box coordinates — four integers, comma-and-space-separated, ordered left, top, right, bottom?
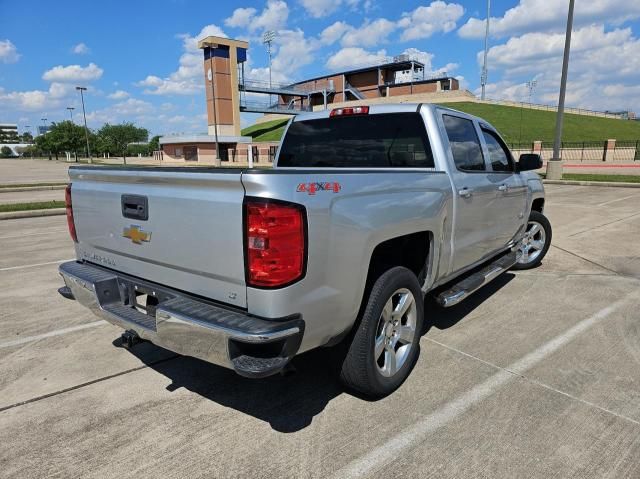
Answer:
1, 0, 640, 137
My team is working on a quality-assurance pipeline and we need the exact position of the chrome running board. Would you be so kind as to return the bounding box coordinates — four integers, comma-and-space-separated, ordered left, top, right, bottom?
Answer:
435, 252, 517, 307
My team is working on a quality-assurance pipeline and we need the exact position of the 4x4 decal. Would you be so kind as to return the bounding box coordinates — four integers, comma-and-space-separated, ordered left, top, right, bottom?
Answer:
296, 182, 341, 195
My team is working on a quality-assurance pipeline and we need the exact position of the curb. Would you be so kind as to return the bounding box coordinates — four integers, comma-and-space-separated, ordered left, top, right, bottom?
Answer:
0, 208, 66, 221
0, 185, 67, 193
543, 180, 640, 188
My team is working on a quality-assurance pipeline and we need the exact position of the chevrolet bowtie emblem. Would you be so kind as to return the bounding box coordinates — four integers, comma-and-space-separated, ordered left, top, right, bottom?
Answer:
123, 225, 151, 244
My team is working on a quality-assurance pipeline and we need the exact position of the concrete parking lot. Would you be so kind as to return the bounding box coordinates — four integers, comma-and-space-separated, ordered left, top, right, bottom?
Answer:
1, 184, 639, 478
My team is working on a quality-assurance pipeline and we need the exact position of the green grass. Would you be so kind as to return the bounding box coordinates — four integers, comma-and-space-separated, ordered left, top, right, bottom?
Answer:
241, 118, 290, 142
560, 174, 640, 183
241, 105, 640, 144
0, 201, 66, 213
0, 182, 67, 189
437, 102, 640, 144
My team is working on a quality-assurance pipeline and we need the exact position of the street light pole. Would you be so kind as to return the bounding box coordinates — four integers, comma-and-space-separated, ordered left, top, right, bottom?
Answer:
67, 107, 75, 121
481, 0, 491, 101
547, 0, 575, 180
76, 86, 92, 164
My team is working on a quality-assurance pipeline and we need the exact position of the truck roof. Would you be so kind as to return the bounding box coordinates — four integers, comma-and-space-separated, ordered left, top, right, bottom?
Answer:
293, 102, 479, 123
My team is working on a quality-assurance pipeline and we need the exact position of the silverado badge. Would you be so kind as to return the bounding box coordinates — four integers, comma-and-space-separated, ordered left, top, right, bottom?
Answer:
123, 225, 151, 244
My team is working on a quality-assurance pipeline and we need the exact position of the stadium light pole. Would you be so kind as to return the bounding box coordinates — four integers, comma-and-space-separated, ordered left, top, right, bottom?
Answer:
547, 0, 575, 180
263, 30, 276, 106
480, 0, 491, 101
76, 87, 92, 164
67, 107, 75, 121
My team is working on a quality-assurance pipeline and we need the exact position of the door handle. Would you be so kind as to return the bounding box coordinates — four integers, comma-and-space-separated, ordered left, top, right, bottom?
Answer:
497, 184, 509, 192
458, 187, 473, 198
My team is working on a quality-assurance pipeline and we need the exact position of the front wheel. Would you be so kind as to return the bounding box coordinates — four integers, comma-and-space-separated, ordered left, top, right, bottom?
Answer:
339, 266, 424, 398
512, 210, 552, 270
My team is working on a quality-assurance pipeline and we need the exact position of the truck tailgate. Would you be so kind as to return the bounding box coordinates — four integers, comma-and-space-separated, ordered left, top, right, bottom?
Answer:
69, 167, 247, 308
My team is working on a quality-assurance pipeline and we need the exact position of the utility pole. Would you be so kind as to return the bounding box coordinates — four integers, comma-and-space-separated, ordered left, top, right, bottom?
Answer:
263, 30, 276, 106
76, 87, 92, 163
66, 107, 75, 121
547, 0, 575, 180
481, 0, 491, 101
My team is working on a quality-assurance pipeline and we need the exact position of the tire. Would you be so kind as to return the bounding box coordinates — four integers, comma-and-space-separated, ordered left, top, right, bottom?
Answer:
340, 266, 424, 398
512, 210, 552, 270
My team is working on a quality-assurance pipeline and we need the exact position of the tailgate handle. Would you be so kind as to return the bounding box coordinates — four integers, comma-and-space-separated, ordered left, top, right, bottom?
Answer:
121, 195, 148, 221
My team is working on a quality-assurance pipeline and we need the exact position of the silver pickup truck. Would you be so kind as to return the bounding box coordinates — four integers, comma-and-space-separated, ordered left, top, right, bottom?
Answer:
58, 103, 550, 397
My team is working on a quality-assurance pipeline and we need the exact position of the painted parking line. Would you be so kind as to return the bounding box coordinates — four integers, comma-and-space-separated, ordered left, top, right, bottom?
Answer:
0, 321, 106, 349
597, 193, 640, 207
0, 229, 67, 240
333, 295, 633, 479
0, 259, 74, 272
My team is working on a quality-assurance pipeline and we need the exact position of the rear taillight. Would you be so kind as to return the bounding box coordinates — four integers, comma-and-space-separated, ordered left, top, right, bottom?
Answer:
65, 184, 78, 242
245, 199, 306, 288
330, 105, 369, 117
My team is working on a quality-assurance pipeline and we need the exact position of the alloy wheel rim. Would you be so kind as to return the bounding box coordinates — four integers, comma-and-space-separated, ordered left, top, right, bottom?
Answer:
517, 220, 546, 264
374, 288, 417, 377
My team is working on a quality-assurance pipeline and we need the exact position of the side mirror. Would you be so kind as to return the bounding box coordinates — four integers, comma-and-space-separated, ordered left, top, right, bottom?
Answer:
517, 153, 542, 172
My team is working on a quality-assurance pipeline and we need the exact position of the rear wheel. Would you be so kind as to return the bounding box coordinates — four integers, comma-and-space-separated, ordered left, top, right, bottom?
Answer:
340, 266, 424, 398
513, 210, 552, 270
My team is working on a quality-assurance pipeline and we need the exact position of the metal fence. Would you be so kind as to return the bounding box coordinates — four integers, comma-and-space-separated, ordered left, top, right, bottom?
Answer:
507, 140, 640, 162
485, 98, 631, 120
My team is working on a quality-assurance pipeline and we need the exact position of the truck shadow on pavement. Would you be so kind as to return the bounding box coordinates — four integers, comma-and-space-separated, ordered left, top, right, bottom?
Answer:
423, 272, 516, 333
116, 272, 516, 433
117, 340, 343, 433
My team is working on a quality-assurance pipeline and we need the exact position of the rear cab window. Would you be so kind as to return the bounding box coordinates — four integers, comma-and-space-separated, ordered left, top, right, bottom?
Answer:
278, 112, 435, 168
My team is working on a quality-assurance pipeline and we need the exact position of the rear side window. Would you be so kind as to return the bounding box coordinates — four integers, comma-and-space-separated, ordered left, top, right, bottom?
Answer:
278, 113, 434, 168
481, 129, 514, 172
442, 115, 486, 172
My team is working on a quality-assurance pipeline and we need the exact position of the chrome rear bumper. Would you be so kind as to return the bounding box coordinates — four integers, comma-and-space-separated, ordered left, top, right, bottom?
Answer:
58, 261, 304, 378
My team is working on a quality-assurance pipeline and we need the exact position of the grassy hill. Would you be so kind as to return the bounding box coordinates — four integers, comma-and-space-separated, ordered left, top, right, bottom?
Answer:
437, 102, 640, 144
241, 118, 290, 142
242, 103, 640, 144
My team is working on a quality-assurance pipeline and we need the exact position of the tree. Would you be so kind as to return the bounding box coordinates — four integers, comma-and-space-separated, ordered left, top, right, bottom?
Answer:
35, 131, 54, 160
98, 123, 148, 164
0, 146, 14, 157
149, 135, 160, 152
21, 132, 34, 143
51, 121, 86, 161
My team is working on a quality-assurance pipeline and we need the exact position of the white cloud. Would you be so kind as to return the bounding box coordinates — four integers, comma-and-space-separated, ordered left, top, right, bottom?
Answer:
320, 21, 351, 45
225, 0, 288, 33
178, 24, 227, 53
0, 39, 20, 63
0, 82, 77, 112
299, 0, 360, 18
341, 18, 396, 47
271, 29, 317, 80
42, 63, 103, 82
224, 7, 257, 28
72, 43, 90, 54
140, 24, 228, 95
326, 47, 388, 70
459, 0, 640, 39
398, 1, 465, 41
108, 90, 130, 100
477, 25, 640, 112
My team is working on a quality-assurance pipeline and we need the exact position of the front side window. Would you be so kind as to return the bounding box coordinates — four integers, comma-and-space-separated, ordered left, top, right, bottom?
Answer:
442, 115, 485, 171
278, 113, 434, 168
482, 129, 514, 172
